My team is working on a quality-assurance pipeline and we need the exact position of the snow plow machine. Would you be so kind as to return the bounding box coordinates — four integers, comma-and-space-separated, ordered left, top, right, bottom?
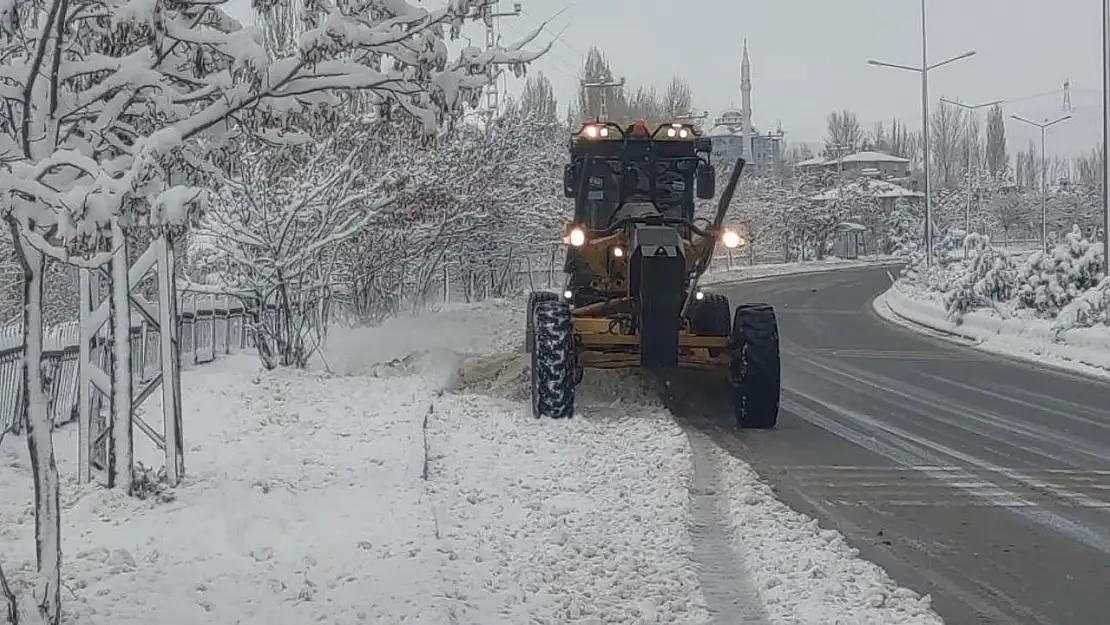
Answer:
525, 120, 781, 427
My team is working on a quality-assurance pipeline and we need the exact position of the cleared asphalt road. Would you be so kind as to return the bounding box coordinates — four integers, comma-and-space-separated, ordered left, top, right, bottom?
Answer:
675, 265, 1110, 625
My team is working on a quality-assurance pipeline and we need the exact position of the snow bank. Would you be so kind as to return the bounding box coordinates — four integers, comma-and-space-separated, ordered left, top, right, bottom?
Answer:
711, 447, 942, 625
875, 282, 1110, 378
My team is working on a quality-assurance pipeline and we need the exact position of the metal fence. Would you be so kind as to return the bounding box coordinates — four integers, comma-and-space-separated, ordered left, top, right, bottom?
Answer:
0, 292, 254, 435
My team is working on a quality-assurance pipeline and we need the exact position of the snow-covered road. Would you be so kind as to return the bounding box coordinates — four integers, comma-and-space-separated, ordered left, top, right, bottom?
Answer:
1, 268, 941, 624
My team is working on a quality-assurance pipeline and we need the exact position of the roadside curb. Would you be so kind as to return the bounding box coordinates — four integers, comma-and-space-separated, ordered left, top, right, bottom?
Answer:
873, 289, 980, 343
874, 286, 1110, 379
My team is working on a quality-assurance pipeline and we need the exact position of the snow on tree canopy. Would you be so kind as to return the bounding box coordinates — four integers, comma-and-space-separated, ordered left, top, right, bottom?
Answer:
0, 0, 547, 257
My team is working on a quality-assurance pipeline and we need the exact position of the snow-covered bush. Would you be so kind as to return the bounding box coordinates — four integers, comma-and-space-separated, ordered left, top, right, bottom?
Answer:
942, 234, 1019, 319
1016, 225, 1104, 316
1053, 276, 1110, 334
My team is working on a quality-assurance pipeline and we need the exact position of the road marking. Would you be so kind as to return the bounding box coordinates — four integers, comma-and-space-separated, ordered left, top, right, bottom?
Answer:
782, 465, 1110, 477
782, 393, 1110, 555
791, 354, 1110, 467
781, 465, 1110, 508
785, 347, 964, 360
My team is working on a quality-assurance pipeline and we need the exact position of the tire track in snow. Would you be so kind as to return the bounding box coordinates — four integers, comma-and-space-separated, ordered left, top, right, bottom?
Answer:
682, 424, 769, 624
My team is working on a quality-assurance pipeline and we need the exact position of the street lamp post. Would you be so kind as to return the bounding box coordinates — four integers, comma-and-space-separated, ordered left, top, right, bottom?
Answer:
867, 0, 976, 266
940, 97, 1002, 255
1011, 114, 1072, 252
1103, 0, 1110, 272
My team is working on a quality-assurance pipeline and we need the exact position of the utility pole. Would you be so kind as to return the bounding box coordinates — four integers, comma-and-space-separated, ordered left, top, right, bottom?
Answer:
941, 97, 1002, 256
580, 77, 625, 120
1011, 113, 1072, 252
867, 0, 976, 266
482, 0, 522, 120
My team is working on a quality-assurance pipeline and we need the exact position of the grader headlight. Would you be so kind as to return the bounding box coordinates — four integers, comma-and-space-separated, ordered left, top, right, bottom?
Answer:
721, 228, 744, 249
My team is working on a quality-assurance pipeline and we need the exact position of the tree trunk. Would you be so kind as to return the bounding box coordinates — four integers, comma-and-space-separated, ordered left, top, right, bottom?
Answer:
9, 221, 62, 625
0, 558, 18, 623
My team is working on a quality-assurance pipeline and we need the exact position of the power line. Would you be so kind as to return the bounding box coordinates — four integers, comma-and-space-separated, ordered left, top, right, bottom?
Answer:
497, 19, 583, 79
520, 7, 589, 60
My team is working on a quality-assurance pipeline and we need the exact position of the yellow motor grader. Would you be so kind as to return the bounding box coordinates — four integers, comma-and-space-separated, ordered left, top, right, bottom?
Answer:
526, 120, 780, 427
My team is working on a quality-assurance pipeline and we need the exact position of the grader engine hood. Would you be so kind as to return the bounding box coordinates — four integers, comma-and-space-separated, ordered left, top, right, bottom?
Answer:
629, 225, 685, 368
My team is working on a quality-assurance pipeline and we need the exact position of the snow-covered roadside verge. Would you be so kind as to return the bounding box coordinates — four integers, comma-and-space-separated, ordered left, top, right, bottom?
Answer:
0, 299, 712, 624
874, 282, 1110, 379
0, 356, 453, 624
702, 256, 902, 286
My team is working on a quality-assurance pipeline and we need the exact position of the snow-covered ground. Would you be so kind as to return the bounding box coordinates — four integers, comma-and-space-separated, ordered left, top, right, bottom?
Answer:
875, 280, 1110, 380
2, 269, 941, 624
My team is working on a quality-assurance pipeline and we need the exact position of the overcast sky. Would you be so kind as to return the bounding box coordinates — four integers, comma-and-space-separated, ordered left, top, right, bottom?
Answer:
226, 0, 1105, 157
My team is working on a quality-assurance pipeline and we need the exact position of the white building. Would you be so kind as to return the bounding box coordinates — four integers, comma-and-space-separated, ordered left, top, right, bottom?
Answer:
795, 150, 912, 180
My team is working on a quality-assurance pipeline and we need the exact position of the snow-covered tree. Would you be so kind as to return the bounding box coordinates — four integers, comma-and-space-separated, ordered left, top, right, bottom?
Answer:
519, 72, 559, 121
824, 110, 863, 154
785, 173, 880, 260
0, 0, 545, 620
985, 103, 1009, 180
434, 100, 565, 300
660, 75, 693, 118
199, 126, 410, 368
885, 197, 924, 256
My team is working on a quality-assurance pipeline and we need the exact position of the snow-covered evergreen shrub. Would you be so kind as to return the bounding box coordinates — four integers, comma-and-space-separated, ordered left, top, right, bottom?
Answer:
898, 223, 968, 292
1052, 276, 1110, 334
885, 198, 923, 256
942, 234, 1018, 319
1016, 226, 1104, 316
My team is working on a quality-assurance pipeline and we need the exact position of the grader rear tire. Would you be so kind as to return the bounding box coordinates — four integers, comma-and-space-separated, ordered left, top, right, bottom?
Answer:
690, 292, 731, 357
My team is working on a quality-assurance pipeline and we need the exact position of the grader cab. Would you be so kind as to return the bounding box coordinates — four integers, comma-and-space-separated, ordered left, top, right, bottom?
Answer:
525, 120, 781, 428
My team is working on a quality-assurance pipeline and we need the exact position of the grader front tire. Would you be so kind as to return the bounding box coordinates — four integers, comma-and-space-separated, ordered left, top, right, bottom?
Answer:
530, 300, 575, 419
729, 303, 781, 429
